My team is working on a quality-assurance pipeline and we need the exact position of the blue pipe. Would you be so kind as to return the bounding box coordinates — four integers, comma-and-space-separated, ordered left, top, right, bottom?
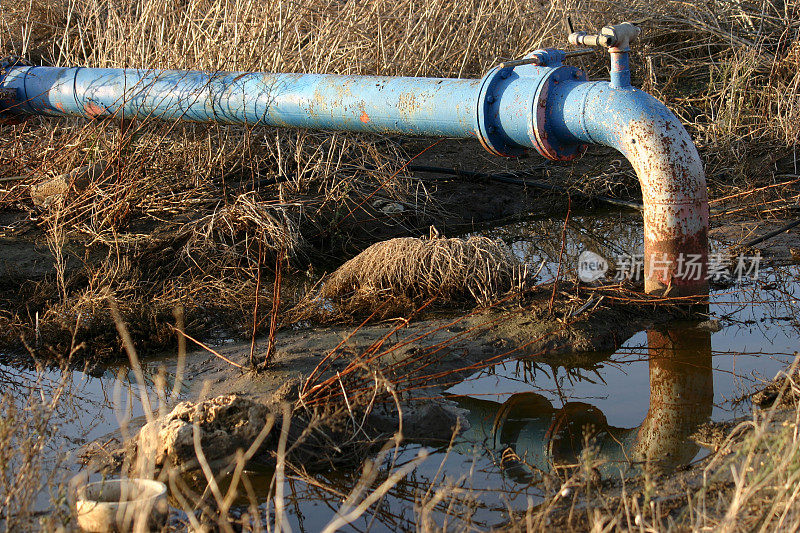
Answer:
0, 60, 579, 150
0, 48, 709, 295
551, 78, 709, 295
1, 67, 481, 136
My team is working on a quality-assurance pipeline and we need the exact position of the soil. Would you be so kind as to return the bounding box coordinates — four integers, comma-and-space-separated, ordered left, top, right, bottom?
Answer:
176, 291, 679, 405
0, 139, 653, 364
3, 138, 800, 528
4, 138, 795, 286
711, 218, 800, 262
0, 238, 61, 279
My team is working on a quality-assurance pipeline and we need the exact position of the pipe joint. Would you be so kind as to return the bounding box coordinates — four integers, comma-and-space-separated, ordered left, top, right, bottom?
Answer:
476, 64, 524, 157
476, 52, 588, 160
0, 56, 30, 124
568, 22, 639, 90
568, 22, 640, 51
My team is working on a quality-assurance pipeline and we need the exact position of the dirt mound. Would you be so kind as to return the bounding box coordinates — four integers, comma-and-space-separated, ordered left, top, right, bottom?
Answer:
131, 392, 464, 478
136, 395, 273, 473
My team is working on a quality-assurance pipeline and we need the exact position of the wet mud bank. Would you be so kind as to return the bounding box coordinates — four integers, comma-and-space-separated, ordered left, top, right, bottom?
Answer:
111, 290, 689, 479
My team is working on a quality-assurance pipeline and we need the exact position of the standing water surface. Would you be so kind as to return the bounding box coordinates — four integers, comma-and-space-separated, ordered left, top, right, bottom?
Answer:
3, 212, 799, 530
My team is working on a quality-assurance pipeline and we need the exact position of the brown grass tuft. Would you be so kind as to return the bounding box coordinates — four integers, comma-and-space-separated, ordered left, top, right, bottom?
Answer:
181, 192, 303, 270
319, 233, 524, 310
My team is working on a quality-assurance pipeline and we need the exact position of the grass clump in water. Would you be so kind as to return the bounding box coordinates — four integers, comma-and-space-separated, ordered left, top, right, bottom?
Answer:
318, 233, 526, 315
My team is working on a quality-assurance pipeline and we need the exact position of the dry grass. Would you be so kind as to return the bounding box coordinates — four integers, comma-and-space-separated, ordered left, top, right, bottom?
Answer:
0, 372, 71, 531
1, 292, 799, 531
0, 126, 411, 357
0, 0, 798, 356
6, 360, 800, 532
181, 193, 304, 271
112, 348, 800, 532
0, 2, 798, 528
686, 364, 800, 532
319, 233, 525, 312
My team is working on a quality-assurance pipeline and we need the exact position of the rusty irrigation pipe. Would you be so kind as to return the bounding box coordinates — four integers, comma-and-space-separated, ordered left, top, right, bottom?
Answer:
0, 22, 708, 295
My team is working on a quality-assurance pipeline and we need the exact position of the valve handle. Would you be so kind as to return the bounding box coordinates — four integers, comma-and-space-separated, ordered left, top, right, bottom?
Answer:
497, 48, 594, 69
568, 22, 640, 50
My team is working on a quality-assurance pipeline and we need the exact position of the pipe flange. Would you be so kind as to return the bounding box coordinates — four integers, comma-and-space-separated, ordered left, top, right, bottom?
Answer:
532, 66, 588, 161
476, 64, 524, 157
476, 62, 589, 160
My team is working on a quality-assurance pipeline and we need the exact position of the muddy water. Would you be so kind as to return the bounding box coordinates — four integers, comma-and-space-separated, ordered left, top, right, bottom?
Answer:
331, 215, 798, 530
251, 215, 799, 531
4, 212, 800, 531
0, 358, 180, 514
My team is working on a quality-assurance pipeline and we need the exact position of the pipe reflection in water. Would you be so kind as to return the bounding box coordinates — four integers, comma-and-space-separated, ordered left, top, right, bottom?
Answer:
453, 326, 713, 480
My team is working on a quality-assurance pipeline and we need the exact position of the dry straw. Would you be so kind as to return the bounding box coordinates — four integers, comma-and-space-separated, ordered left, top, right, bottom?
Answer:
320, 233, 524, 308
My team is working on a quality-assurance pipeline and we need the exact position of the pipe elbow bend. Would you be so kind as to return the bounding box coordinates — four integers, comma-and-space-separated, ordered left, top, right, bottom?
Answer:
552, 82, 709, 295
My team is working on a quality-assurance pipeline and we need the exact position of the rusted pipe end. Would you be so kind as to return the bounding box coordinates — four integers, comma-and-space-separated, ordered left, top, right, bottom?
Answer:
546, 81, 709, 296
624, 114, 709, 296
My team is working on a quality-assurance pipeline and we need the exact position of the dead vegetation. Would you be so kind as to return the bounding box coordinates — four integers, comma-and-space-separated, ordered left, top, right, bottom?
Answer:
0, 2, 799, 528
0, 367, 73, 531
0, 125, 414, 358
315, 233, 526, 316
0, 0, 798, 358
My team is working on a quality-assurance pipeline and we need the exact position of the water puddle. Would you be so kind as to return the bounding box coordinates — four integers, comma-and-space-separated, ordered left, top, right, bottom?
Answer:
3, 212, 799, 530
0, 357, 183, 514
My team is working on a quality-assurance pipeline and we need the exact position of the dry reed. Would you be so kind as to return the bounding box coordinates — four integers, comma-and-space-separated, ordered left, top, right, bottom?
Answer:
320, 234, 524, 309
